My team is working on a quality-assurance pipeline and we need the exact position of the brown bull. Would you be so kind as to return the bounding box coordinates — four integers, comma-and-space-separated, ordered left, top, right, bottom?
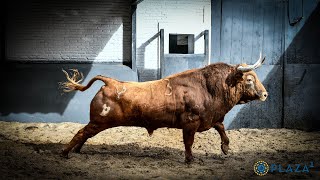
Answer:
60, 53, 268, 163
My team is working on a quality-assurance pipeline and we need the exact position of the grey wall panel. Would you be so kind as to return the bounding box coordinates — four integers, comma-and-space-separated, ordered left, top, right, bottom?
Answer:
211, 0, 222, 62
284, 65, 320, 130
0, 63, 137, 123
162, 54, 205, 77
211, 0, 284, 129
212, 0, 284, 66
212, 0, 319, 130
284, 1, 320, 130
220, 0, 233, 64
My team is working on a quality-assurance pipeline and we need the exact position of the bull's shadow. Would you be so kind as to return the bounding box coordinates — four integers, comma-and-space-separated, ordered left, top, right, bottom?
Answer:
14, 141, 225, 167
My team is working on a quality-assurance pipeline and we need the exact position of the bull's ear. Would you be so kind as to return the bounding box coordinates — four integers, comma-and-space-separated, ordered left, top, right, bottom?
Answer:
226, 70, 243, 87
234, 70, 244, 82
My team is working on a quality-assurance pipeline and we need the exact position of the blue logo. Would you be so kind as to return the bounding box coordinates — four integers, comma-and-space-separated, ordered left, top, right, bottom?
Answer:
254, 161, 269, 176
269, 162, 314, 173
254, 160, 317, 176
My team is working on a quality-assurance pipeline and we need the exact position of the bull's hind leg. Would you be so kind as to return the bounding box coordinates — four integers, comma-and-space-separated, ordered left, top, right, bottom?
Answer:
61, 123, 105, 158
214, 122, 230, 155
73, 139, 87, 153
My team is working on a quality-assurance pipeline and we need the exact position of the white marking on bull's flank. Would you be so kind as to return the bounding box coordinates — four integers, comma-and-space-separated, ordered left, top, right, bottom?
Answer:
115, 85, 126, 99
100, 104, 111, 116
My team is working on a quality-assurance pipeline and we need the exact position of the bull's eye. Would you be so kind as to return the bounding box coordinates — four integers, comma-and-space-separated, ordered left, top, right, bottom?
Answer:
246, 75, 255, 83
247, 78, 253, 83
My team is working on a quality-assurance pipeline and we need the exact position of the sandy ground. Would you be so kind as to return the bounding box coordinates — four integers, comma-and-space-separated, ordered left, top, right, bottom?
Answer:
0, 121, 320, 179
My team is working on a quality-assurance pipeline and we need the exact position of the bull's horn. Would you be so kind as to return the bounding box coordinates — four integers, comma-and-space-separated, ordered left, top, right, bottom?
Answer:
237, 52, 266, 72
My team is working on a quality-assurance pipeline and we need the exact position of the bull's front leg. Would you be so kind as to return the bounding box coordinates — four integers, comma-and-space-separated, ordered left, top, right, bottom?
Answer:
214, 122, 230, 155
182, 128, 197, 163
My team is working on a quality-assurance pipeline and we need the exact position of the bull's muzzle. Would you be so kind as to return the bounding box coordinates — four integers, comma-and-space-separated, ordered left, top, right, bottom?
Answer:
259, 91, 268, 101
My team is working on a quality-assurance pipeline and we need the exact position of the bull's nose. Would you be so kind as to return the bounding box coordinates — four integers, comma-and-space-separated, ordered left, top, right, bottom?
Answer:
263, 92, 268, 98
260, 92, 268, 101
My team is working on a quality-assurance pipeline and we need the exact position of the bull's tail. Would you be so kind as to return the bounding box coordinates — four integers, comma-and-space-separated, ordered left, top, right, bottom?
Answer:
59, 69, 108, 92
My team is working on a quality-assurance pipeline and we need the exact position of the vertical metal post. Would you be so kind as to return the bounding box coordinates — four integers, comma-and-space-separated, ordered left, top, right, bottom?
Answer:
131, 4, 137, 72
159, 29, 164, 78
204, 30, 209, 65
281, 0, 286, 128
1, 1, 6, 64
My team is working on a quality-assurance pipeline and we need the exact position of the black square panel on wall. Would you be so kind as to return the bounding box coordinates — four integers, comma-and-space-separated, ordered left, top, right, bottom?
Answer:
169, 34, 194, 54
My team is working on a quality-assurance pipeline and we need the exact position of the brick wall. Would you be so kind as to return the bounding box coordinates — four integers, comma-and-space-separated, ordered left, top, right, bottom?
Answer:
136, 0, 211, 81
6, 0, 131, 64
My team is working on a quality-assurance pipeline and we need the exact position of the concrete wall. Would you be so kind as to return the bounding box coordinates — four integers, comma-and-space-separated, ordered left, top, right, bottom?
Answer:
2, 0, 138, 123
212, 0, 320, 130
162, 54, 205, 77
6, 0, 132, 64
136, 0, 211, 81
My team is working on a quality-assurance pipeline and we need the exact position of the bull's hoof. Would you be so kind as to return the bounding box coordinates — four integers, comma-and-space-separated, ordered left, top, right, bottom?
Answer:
60, 150, 69, 159
73, 147, 81, 153
221, 144, 230, 155
147, 128, 154, 136
185, 156, 194, 164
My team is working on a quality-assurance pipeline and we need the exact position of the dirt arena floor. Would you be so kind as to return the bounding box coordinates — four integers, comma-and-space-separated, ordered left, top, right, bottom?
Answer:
0, 121, 320, 179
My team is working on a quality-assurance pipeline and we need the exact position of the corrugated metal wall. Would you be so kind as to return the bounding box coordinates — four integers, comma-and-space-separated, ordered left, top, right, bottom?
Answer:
212, 0, 284, 65
211, 0, 320, 130
284, 0, 320, 130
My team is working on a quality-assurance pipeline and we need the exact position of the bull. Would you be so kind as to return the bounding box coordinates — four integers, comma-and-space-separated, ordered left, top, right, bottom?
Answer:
60, 53, 268, 163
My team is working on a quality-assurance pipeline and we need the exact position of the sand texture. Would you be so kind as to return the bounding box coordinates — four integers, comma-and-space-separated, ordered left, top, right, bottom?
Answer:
0, 121, 319, 179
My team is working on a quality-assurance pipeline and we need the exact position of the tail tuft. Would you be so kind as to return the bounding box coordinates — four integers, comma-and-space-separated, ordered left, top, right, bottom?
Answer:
59, 69, 84, 92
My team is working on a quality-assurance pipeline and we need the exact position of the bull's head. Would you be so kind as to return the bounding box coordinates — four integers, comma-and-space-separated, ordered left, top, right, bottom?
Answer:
235, 52, 268, 103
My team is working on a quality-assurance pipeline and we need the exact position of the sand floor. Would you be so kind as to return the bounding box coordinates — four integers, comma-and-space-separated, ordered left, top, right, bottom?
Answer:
0, 121, 320, 179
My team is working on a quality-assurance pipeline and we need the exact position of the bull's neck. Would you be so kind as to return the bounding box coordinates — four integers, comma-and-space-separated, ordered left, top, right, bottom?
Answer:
224, 83, 243, 110
204, 67, 243, 111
